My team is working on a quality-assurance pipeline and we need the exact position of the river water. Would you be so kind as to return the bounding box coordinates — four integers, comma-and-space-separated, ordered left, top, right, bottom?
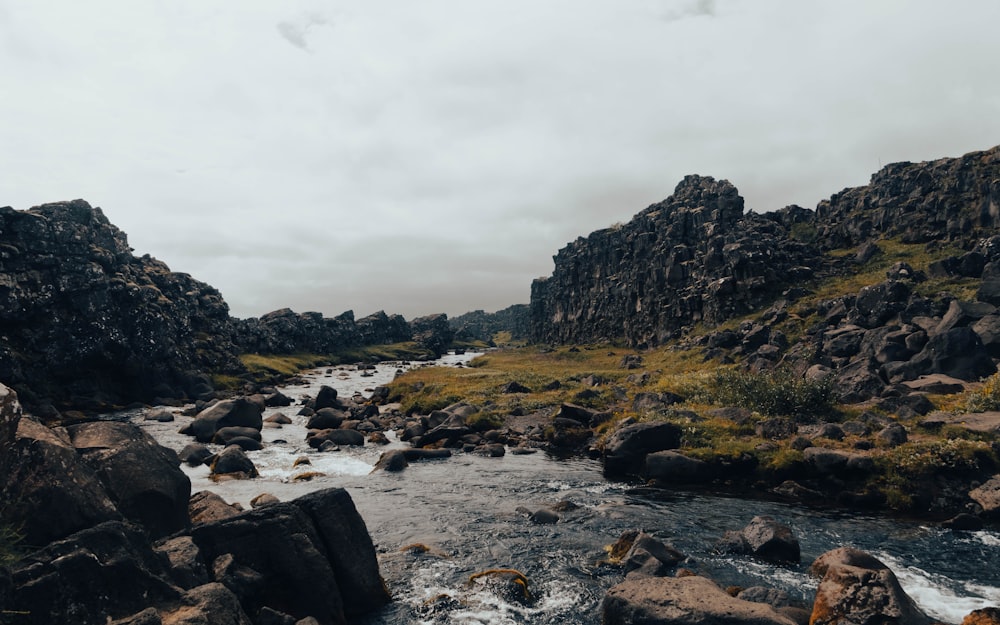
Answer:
134, 352, 1000, 625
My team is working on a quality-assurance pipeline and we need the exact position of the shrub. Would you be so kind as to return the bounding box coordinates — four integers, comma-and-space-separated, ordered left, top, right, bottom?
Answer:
708, 367, 835, 418
962, 372, 1000, 413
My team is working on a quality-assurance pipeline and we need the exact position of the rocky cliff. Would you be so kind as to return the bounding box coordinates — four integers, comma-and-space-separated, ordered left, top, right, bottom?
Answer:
531, 175, 821, 346
450, 304, 531, 343
531, 146, 1000, 348
0, 200, 242, 412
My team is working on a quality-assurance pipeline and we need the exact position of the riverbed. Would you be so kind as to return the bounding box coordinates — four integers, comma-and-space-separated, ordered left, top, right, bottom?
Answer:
134, 352, 1000, 624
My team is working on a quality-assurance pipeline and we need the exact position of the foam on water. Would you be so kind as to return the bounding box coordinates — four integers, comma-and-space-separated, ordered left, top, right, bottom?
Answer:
877, 552, 1000, 623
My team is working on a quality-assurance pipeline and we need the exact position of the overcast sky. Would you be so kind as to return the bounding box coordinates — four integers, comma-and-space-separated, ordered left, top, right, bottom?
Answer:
3, 1, 999, 320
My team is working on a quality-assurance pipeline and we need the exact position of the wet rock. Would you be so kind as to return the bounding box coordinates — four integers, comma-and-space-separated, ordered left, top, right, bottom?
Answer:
942, 513, 984, 531
181, 398, 264, 443
210, 445, 258, 479
468, 569, 533, 605
603, 421, 683, 477
642, 450, 712, 483
808, 547, 933, 625
307, 407, 347, 430
213, 425, 263, 445
963, 607, 1000, 625
251, 493, 281, 508
716, 516, 800, 564
602, 575, 797, 625
307, 428, 365, 448
621, 532, 686, 579
265, 391, 294, 407
145, 409, 175, 422
265, 412, 293, 424
372, 449, 409, 472
737, 586, 794, 609
179, 442, 214, 467
314, 385, 340, 410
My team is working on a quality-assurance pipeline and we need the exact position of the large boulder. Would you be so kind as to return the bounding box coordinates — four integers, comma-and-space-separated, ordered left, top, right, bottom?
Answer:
7, 520, 182, 625
907, 327, 997, 382
603, 421, 683, 477
808, 547, 933, 625
190, 488, 389, 624
1, 415, 121, 545
970, 475, 1000, 518
602, 575, 797, 625
65, 421, 191, 538
180, 398, 264, 443
642, 450, 712, 483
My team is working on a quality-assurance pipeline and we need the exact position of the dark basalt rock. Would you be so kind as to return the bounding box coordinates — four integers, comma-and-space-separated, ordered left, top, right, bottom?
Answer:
603, 421, 683, 478
716, 516, 800, 565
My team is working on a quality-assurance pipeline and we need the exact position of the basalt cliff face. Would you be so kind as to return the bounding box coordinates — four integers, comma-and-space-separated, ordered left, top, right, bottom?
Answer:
0, 200, 242, 411
530, 175, 821, 346
0, 200, 455, 414
531, 146, 1000, 348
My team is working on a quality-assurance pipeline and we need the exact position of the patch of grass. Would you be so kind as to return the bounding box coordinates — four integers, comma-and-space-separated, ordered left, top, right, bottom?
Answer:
240, 353, 330, 378
877, 438, 995, 479
328, 341, 436, 364
210, 373, 243, 391
959, 372, 1000, 413
705, 367, 835, 418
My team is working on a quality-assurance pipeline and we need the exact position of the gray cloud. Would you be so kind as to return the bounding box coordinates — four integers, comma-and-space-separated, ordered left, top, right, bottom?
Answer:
2, 1, 1000, 320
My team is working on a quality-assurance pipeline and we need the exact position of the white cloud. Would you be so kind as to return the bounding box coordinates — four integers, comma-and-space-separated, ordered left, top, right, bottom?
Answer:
2, 0, 999, 319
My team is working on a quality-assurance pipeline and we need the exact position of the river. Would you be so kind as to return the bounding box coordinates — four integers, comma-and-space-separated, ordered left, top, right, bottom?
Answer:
133, 352, 1000, 624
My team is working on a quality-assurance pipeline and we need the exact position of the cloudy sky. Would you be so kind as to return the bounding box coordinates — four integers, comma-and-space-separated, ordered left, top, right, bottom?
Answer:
3, 1, 999, 320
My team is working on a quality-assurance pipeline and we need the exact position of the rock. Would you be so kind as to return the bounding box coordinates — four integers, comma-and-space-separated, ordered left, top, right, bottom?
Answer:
555, 402, 600, 425
212, 426, 263, 445
190, 488, 389, 622
154, 535, 209, 589
307, 428, 365, 448
468, 569, 533, 605
737, 586, 794, 609
756, 418, 797, 440
314, 385, 340, 410
265, 412, 293, 424
642, 450, 712, 483
901, 374, 968, 394
181, 398, 264, 443
307, 407, 347, 430
501, 380, 531, 394
970, 475, 1000, 518
716, 516, 800, 564
210, 445, 258, 478
942, 513, 984, 531
145, 409, 175, 422
162, 582, 253, 625
189, 491, 242, 525
265, 391, 294, 407
251, 493, 281, 508
963, 607, 1000, 625
803, 447, 873, 477
8, 520, 182, 625
876, 423, 908, 447
603, 421, 683, 477
808, 547, 933, 625
528, 508, 560, 524
0, 415, 121, 545
372, 449, 409, 472
622, 532, 686, 578
368, 431, 390, 445
178, 442, 214, 466
814, 423, 845, 440
64, 421, 190, 539
908, 327, 997, 382
602, 575, 797, 625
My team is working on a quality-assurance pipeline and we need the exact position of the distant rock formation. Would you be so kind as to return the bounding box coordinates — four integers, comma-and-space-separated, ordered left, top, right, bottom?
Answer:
450, 304, 531, 342
531, 175, 821, 346
530, 146, 1000, 348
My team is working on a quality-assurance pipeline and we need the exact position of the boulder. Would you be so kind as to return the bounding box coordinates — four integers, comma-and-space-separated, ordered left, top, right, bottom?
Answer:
963, 608, 1000, 625
189, 490, 242, 525
65, 421, 191, 539
642, 450, 712, 483
181, 398, 264, 443
970, 475, 1000, 518
190, 487, 389, 623
803, 447, 874, 478
307, 428, 365, 448
0, 415, 121, 546
307, 408, 348, 430
161, 582, 253, 625
154, 535, 210, 589
602, 575, 797, 625
908, 327, 997, 382
372, 449, 409, 472
212, 426, 263, 445
603, 421, 683, 477
210, 445, 258, 478
808, 547, 933, 625
264, 412, 293, 424
716, 516, 800, 564
314, 385, 340, 410
621, 532, 686, 578
7, 521, 181, 625
876, 423, 908, 447
178, 442, 214, 466
502, 381, 532, 394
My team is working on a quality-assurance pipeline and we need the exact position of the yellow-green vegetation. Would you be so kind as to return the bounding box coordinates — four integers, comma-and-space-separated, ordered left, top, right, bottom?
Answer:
705, 368, 835, 417
240, 353, 330, 378
959, 371, 1000, 413
0, 520, 23, 567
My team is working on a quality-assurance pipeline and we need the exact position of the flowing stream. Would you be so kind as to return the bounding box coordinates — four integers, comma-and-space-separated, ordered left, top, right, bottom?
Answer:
133, 352, 1000, 625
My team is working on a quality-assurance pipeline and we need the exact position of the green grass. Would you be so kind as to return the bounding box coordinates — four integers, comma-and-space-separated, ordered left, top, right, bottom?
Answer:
239, 353, 330, 378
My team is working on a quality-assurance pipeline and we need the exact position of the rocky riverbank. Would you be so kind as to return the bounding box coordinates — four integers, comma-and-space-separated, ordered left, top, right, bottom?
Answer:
0, 382, 389, 625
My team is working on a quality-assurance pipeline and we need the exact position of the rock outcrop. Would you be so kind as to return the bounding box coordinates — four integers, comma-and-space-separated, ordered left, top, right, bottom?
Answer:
450, 304, 532, 343
0, 200, 242, 411
531, 176, 820, 346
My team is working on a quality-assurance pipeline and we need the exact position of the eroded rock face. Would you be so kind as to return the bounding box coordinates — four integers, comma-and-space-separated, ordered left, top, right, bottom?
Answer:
530, 176, 820, 346
0, 200, 241, 411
